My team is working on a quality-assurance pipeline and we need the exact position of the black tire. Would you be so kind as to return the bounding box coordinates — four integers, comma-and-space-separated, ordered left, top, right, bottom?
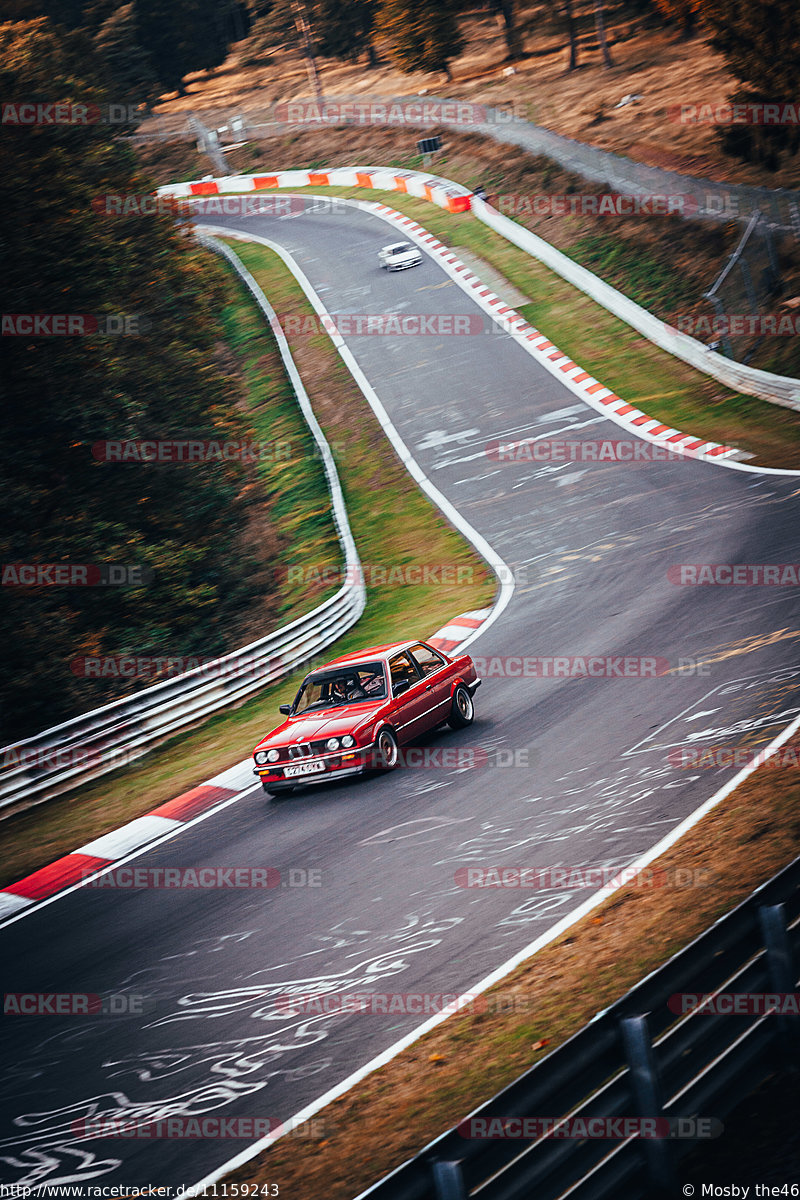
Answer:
448, 684, 474, 729
264, 785, 295, 799
375, 727, 399, 770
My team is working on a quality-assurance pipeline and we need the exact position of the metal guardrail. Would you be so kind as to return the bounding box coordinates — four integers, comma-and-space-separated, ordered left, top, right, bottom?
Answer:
354, 855, 800, 1200
157, 162, 800, 409
473, 195, 800, 411
0, 236, 366, 817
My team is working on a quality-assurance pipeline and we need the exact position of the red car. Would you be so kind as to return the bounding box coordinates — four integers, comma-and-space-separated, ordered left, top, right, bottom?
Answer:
252, 640, 481, 796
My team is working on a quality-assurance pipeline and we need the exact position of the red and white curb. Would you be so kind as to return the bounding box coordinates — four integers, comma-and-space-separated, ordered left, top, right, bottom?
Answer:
0, 615, 493, 922
156, 165, 472, 214
429, 609, 492, 654
0, 773, 247, 922
159, 167, 743, 463
363, 201, 743, 464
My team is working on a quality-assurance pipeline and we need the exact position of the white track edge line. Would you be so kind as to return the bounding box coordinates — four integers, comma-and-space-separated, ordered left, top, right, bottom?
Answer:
196, 223, 515, 647
177, 705, 800, 1198
203, 191, 800, 479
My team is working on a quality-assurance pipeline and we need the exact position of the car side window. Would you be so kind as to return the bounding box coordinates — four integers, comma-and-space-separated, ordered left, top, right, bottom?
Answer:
409, 643, 446, 677
388, 652, 421, 692
357, 665, 387, 698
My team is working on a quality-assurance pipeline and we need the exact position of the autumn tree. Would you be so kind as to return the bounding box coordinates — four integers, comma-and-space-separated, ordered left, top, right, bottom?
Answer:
94, 3, 159, 111
704, 0, 800, 166
0, 18, 270, 739
376, 0, 464, 79
593, 0, 614, 67
134, 0, 234, 95
488, 0, 523, 60
651, 0, 702, 39
315, 0, 379, 65
563, 0, 579, 70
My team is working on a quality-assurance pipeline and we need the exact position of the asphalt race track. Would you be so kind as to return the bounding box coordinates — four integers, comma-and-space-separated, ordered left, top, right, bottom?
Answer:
3, 201, 800, 1192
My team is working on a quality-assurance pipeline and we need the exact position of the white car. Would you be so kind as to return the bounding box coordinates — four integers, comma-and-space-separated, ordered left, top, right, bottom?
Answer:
378, 241, 423, 271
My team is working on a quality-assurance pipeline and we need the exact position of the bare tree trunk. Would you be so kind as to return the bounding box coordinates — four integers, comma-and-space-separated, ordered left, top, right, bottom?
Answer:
292, 0, 324, 101
563, 0, 579, 70
681, 5, 697, 39
497, 0, 523, 59
593, 0, 614, 68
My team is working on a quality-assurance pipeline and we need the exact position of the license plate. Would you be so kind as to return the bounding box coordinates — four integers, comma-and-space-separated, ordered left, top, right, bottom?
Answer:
284, 760, 326, 778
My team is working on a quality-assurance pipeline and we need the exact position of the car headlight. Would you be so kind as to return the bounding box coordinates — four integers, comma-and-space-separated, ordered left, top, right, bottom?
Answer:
326, 737, 340, 751
341, 735, 355, 748
254, 749, 280, 765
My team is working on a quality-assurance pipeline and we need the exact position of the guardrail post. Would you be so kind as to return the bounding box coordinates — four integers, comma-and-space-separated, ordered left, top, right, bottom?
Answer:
431, 1160, 467, 1200
620, 1014, 677, 1196
758, 903, 800, 1053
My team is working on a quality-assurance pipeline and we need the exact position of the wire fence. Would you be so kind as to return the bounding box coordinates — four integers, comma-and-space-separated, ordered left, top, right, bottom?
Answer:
700, 211, 784, 361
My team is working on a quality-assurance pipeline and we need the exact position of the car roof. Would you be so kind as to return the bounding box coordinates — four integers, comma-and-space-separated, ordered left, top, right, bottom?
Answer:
321, 641, 420, 668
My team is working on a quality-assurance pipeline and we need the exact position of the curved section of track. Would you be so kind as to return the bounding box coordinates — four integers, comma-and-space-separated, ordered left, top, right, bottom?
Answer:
3, 202, 800, 1193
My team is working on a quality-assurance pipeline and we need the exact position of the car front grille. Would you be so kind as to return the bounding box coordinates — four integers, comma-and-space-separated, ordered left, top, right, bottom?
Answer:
288, 743, 314, 759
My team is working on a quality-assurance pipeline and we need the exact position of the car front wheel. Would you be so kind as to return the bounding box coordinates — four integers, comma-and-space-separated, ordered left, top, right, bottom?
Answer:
447, 684, 474, 729
375, 727, 399, 769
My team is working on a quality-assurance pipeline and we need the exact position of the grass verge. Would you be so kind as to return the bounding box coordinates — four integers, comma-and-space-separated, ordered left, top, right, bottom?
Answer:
193, 179, 800, 469
225, 739, 800, 1199
0, 240, 494, 887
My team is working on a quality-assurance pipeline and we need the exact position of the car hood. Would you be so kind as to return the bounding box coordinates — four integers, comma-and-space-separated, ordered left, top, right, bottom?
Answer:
255, 704, 381, 750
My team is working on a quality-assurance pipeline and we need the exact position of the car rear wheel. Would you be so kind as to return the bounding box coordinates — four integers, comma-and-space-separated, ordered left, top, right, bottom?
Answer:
447, 684, 474, 729
375, 727, 399, 770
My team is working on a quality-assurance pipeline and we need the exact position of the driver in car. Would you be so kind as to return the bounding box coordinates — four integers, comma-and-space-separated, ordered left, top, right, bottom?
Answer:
330, 677, 364, 702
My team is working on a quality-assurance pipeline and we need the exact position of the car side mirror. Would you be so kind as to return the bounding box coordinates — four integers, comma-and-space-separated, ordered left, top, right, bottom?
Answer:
393, 679, 410, 697
279, 704, 291, 715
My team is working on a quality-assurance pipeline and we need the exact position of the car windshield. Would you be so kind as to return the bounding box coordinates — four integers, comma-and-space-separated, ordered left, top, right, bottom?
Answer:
292, 662, 388, 713
390, 243, 411, 252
